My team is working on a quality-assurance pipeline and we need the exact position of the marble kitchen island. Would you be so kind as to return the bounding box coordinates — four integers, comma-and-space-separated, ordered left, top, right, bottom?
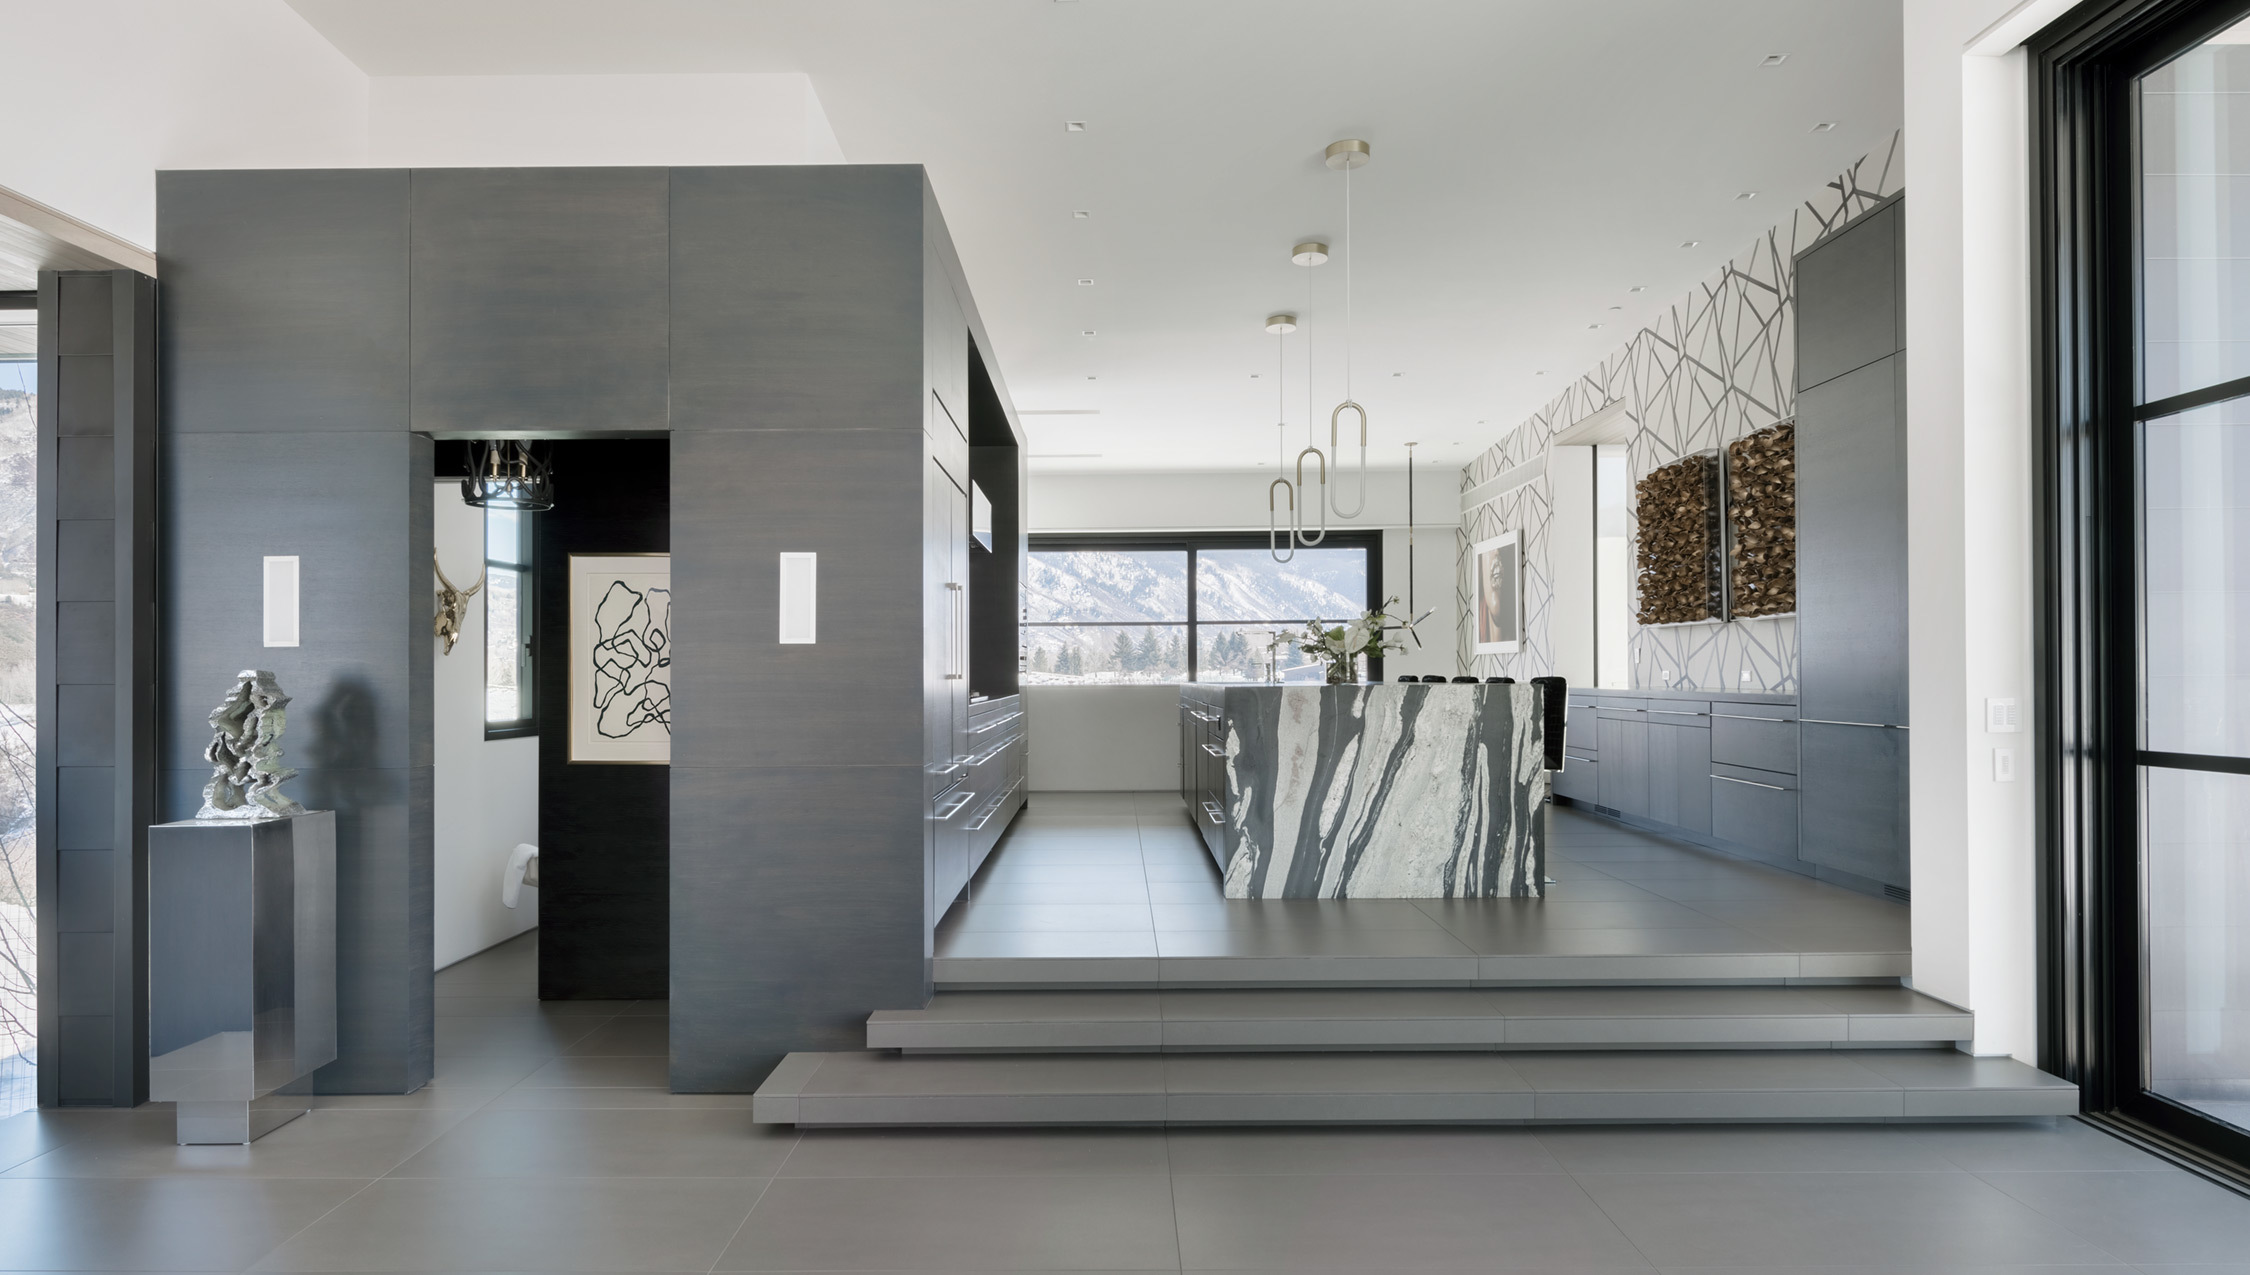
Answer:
1179, 682, 1547, 899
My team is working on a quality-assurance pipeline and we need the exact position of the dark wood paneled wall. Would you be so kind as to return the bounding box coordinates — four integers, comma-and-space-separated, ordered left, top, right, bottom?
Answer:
666, 166, 934, 1090
36, 269, 157, 1107
158, 170, 434, 1094
535, 439, 669, 1000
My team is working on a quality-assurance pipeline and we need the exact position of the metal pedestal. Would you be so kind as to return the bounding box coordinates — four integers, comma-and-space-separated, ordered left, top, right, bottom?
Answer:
148, 812, 337, 1145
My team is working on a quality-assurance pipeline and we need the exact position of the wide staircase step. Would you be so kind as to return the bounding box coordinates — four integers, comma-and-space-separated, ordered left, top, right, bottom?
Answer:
752, 1048, 2078, 1126
867, 986, 1972, 1053
933, 941, 1908, 989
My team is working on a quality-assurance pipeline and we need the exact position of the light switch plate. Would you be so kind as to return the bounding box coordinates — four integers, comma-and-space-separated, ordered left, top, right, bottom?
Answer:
1993, 747, 2016, 782
1985, 697, 2021, 733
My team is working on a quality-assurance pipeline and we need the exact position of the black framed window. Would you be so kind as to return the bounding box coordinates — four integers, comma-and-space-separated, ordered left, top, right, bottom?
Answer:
484, 507, 536, 739
1025, 532, 1383, 684
2036, 0, 2250, 1175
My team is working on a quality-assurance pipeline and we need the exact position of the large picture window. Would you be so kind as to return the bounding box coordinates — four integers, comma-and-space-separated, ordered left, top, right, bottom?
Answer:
1026, 533, 1381, 684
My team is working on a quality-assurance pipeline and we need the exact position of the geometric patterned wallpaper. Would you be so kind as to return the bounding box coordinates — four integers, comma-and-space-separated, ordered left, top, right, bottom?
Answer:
1456, 133, 1903, 693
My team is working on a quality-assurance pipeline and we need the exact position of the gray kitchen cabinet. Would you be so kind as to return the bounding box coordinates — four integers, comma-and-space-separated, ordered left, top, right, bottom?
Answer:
1794, 196, 1901, 390
1712, 711, 1799, 774
1796, 354, 1909, 728
1711, 763, 1800, 860
1798, 722, 1909, 888
1552, 756, 1598, 804
927, 453, 972, 912
1596, 712, 1648, 817
1646, 719, 1712, 835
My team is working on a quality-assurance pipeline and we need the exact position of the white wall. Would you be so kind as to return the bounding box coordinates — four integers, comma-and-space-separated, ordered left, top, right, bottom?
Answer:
1902, 0, 2074, 1060
1026, 685, 1180, 792
432, 486, 539, 969
1, 0, 370, 249
369, 74, 844, 167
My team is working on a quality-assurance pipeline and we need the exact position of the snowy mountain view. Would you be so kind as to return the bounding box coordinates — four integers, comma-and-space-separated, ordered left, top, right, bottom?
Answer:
1025, 546, 1370, 684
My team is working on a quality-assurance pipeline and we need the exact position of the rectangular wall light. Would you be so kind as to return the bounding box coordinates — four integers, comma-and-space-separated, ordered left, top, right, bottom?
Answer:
778, 552, 817, 644
262, 555, 300, 647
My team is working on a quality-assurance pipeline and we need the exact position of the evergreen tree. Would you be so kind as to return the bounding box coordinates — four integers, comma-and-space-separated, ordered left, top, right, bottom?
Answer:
1164, 633, 1184, 674
1135, 630, 1161, 672
1110, 630, 1137, 671
1031, 648, 1051, 674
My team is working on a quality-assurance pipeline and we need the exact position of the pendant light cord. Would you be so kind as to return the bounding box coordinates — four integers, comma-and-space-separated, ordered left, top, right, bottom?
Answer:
1344, 161, 1353, 403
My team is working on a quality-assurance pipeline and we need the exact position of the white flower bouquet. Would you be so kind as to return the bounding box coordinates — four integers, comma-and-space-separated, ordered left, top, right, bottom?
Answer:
1299, 596, 1411, 684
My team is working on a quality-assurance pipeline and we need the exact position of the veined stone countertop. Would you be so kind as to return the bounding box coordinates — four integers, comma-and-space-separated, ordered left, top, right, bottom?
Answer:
1201, 682, 1547, 900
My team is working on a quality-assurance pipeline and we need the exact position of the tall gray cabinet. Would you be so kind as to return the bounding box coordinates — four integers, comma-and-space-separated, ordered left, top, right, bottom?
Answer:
1793, 194, 1910, 892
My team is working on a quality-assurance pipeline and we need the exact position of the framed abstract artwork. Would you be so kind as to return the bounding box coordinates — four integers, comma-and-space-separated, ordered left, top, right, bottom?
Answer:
1470, 530, 1522, 655
568, 553, 672, 764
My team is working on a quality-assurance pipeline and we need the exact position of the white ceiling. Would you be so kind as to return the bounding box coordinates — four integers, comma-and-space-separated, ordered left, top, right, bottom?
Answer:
285, 0, 1904, 475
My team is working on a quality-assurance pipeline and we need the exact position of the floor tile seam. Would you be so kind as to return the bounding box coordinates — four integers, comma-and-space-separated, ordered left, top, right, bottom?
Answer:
1938, 1166, 2151, 1267
236, 1171, 385, 1273
703, 1168, 780, 1275
1554, 1161, 1665, 1273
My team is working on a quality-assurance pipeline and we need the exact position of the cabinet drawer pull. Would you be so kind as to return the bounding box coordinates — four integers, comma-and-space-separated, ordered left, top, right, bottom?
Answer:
932, 789, 977, 819
1713, 713, 1791, 722
964, 779, 1024, 831
1713, 774, 1787, 792
1800, 718, 1901, 729
1649, 709, 1706, 717
970, 710, 1024, 734
1200, 743, 1226, 758
1201, 800, 1224, 825
1189, 710, 1220, 722
968, 734, 1021, 767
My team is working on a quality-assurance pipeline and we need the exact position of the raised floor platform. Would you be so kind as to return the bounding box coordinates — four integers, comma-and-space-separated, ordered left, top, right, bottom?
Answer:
932, 795, 1910, 987
755, 792, 2069, 1128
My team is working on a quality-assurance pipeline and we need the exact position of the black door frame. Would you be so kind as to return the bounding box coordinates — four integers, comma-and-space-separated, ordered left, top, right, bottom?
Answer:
2032, 0, 2250, 1171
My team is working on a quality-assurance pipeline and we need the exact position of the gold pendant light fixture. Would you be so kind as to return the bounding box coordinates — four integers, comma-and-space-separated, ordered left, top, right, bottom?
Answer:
1261, 139, 1376, 561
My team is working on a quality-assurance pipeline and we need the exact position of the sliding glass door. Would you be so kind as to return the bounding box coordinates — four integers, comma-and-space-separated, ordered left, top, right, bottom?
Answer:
2039, 0, 2250, 1169
2139, 20, 2250, 1138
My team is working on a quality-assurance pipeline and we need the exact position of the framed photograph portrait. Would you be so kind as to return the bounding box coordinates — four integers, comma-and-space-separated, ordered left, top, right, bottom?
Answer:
569, 553, 672, 764
1471, 531, 1522, 656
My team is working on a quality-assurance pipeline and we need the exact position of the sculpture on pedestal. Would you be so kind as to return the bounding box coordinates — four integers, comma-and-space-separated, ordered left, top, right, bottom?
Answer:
195, 669, 308, 820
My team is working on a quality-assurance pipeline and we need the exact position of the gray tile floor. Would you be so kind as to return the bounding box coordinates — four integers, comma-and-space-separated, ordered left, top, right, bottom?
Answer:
0, 931, 2233, 1271
936, 793, 1912, 965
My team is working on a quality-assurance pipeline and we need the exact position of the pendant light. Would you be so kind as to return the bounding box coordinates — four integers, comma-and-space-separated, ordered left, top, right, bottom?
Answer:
1265, 313, 1303, 563
1324, 138, 1372, 522
461, 440, 556, 511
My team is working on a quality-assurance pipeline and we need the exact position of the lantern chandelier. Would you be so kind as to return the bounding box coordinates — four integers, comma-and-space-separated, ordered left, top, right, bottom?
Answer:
1266, 138, 1374, 564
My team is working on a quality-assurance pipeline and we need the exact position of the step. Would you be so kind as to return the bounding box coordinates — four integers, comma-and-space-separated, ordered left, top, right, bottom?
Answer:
752, 1049, 2078, 1126
867, 987, 1972, 1053
931, 940, 1909, 989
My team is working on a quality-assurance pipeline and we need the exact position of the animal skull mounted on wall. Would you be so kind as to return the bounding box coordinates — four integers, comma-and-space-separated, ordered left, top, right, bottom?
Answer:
434, 553, 485, 655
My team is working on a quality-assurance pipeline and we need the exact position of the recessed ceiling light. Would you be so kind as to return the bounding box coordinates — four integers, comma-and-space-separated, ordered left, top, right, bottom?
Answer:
1077, 278, 1095, 286
1081, 329, 1096, 336
1735, 192, 1757, 201
1682, 240, 1700, 248
1087, 375, 1097, 380
1250, 374, 1260, 379
1391, 372, 1403, 377
1588, 323, 1603, 330
1065, 121, 1087, 132
1536, 371, 1546, 376
1609, 305, 1622, 310
1760, 53, 1788, 66
1812, 121, 1838, 133
1072, 209, 1090, 218
1630, 285, 1647, 293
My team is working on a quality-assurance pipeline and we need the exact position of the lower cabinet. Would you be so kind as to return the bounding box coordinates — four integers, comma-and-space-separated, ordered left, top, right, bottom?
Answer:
1645, 721, 1712, 834
1711, 763, 1799, 859
1552, 755, 1598, 803
1595, 714, 1648, 813
1798, 721, 1908, 889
